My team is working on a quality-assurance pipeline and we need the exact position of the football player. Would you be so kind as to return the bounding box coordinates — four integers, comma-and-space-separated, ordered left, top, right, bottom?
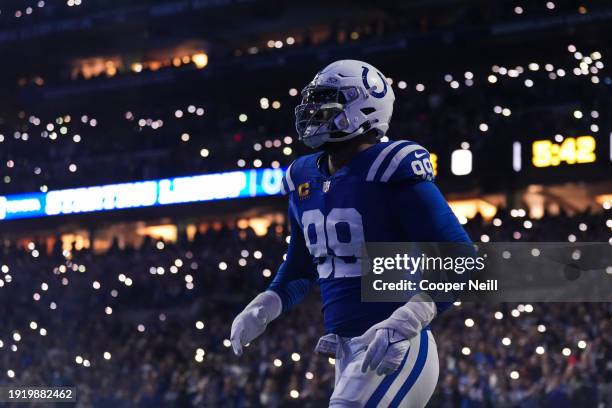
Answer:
231, 60, 471, 407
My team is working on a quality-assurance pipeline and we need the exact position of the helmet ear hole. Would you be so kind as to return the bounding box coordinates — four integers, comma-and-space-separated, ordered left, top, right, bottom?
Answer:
360, 107, 376, 115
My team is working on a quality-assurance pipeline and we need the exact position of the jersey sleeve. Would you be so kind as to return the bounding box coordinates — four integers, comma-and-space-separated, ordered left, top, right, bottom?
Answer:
280, 161, 297, 196
366, 141, 434, 183
394, 181, 469, 243
391, 180, 472, 315
267, 201, 317, 312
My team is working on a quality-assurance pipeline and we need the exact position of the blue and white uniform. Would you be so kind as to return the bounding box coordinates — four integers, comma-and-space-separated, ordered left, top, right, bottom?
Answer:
269, 140, 470, 407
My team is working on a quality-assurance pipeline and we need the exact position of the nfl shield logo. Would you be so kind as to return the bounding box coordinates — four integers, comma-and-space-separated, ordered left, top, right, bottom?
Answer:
322, 180, 331, 193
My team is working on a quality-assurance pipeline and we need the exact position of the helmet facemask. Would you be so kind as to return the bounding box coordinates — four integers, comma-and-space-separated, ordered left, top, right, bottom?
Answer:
295, 84, 362, 149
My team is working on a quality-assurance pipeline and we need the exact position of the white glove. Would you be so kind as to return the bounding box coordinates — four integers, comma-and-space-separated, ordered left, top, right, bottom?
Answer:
361, 328, 411, 375
357, 293, 436, 376
230, 291, 282, 356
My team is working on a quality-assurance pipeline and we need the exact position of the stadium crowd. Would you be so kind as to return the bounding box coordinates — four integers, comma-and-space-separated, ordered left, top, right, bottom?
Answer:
0, 205, 610, 407
0, 41, 608, 194
0, 2, 610, 407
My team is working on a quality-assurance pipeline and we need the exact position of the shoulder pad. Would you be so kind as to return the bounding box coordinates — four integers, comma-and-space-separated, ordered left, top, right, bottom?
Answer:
365, 140, 434, 183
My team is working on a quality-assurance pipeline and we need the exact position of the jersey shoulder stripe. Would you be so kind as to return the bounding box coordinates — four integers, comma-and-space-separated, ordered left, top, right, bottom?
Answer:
380, 143, 427, 182
281, 153, 320, 195
281, 161, 296, 195
367, 140, 432, 183
366, 140, 405, 181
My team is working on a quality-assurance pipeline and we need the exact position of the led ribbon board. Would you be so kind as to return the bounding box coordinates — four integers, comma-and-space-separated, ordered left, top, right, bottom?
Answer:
0, 168, 284, 221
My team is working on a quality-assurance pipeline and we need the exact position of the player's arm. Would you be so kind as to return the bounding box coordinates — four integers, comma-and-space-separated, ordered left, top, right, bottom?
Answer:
267, 205, 317, 310
394, 179, 472, 314
230, 204, 316, 356
359, 143, 472, 375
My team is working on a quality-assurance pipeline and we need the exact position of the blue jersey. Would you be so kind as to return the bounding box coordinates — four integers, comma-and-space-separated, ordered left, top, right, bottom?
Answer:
268, 140, 470, 337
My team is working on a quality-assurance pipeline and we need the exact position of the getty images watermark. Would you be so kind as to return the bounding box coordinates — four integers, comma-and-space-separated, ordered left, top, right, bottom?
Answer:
361, 242, 612, 303
371, 251, 492, 293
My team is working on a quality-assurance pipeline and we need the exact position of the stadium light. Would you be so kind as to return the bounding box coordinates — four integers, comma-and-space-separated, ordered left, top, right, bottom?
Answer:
192, 53, 208, 69
451, 149, 472, 176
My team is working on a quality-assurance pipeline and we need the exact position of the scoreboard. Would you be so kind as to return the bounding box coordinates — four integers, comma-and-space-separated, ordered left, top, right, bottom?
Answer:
531, 136, 596, 168
424, 133, 610, 192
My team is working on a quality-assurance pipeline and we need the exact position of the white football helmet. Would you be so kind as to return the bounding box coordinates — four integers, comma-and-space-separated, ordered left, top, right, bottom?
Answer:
295, 59, 395, 149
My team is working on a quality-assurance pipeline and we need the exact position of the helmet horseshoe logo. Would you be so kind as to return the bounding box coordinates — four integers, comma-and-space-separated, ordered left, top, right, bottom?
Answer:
361, 66, 387, 98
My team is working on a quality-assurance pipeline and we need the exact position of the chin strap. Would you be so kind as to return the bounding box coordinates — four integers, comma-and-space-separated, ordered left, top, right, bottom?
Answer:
327, 126, 366, 143
326, 119, 383, 144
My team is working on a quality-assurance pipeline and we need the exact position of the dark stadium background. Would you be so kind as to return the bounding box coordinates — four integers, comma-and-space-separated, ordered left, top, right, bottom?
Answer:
0, 0, 610, 407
